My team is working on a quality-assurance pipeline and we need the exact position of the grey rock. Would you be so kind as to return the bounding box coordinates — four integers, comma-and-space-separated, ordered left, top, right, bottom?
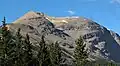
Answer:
8, 11, 120, 65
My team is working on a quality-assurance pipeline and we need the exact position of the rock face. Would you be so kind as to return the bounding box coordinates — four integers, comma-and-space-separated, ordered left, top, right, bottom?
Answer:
61, 21, 120, 62
8, 11, 120, 65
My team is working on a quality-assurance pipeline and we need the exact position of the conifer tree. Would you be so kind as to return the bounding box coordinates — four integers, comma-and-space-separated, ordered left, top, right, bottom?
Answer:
37, 35, 50, 66
74, 36, 88, 66
49, 41, 62, 66
0, 29, 4, 66
0, 17, 16, 66
14, 28, 24, 66
23, 33, 33, 66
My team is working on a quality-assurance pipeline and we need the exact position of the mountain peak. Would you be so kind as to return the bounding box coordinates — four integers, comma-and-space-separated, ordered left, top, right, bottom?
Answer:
13, 11, 45, 24
13, 11, 92, 25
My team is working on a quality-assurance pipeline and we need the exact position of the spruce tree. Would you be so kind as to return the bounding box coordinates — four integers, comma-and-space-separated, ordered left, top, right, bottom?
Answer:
49, 41, 62, 66
23, 33, 33, 66
1, 17, 8, 65
14, 28, 24, 66
37, 35, 50, 66
0, 29, 4, 65
74, 36, 88, 66
0, 17, 16, 66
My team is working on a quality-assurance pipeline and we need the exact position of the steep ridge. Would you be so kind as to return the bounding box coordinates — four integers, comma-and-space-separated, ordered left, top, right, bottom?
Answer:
60, 21, 120, 62
9, 11, 75, 65
13, 11, 43, 24
8, 11, 120, 65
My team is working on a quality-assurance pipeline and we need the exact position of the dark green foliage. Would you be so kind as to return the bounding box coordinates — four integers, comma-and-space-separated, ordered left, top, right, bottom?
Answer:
49, 41, 62, 66
106, 62, 118, 66
0, 28, 2, 34
0, 17, 34, 66
13, 28, 24, 66
23, 33, 34, 66
0, 17, 16, 66
74, 36, 88, 66
2, 17, 6, 27
37, 36, 62, 66
37, 36, 51, 66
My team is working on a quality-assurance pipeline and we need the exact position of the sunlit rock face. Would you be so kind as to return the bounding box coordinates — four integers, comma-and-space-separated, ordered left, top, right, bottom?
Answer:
60, 21, 120, 62
8, 11, 120, 65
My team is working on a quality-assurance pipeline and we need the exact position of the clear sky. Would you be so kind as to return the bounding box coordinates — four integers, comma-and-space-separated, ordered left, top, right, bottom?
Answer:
0, 0, 120, 34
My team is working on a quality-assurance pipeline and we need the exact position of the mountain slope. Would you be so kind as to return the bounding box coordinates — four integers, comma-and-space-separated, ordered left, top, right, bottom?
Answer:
8, 11, 120, 65
61, 21, 120, 62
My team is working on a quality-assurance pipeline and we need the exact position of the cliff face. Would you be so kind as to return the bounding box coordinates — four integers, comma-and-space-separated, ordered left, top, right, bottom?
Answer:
61, 21, 120, 62
8, 11, 120, 65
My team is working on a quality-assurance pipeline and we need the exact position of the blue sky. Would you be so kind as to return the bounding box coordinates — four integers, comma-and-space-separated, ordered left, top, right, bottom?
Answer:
0, 0, 120, 34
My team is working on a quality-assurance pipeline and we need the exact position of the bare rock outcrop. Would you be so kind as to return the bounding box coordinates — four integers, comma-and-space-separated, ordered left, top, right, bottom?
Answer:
7, 11, 120, 65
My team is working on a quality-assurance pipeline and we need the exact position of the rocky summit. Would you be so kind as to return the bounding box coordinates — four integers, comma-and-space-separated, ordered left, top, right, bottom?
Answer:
8, 11, 120, 65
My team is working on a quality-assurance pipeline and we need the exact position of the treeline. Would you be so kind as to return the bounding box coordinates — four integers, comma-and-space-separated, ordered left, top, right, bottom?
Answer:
0, 17, 119, 66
